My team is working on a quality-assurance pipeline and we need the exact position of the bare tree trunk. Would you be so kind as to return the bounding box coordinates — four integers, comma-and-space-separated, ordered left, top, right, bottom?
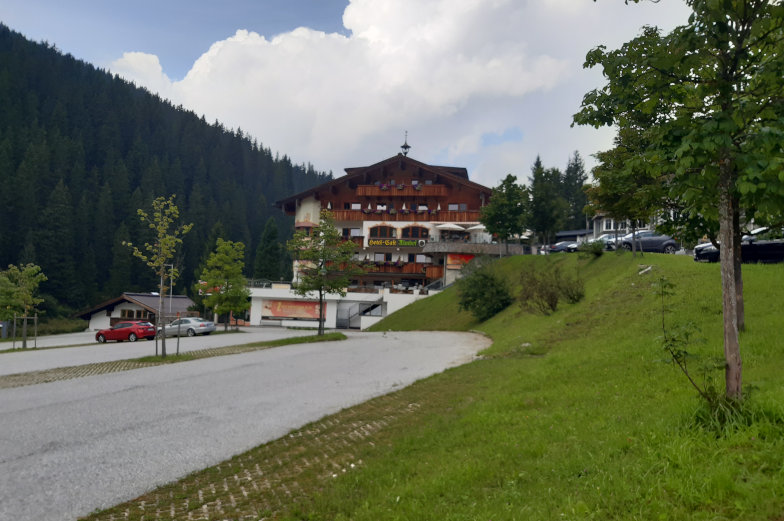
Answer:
318, 289, 324, 336
732, 197, 744, 331
718, 161, 742, 400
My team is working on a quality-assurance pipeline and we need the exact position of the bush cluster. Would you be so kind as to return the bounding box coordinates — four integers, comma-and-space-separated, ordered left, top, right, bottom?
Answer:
456, 260, 513, 322
519, 263, 584, 315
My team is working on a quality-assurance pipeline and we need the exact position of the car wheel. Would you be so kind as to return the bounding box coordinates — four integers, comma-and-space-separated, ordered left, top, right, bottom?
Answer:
187, 328, 196, 337
97, 334, 106, 343
128, 333, 137, 342
623, 243, 632, 251
663, 244, 676, 254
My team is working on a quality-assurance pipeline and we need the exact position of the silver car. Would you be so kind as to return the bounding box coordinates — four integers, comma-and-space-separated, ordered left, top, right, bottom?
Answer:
159, 317, 216, 337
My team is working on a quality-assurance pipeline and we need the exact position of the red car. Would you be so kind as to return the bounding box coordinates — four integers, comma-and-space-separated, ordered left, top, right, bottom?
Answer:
96, 320, 157, 343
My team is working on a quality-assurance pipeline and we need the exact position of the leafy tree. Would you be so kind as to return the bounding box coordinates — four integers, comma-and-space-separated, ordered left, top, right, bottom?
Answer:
254, 217, 284, 280
587, 127, 664, 256
574, 0, 784, 400
480, 174, 529, 255
198, 238, 251, 331
126, 195, 193, 358
529, 157, 568, 249
287, 210, 363, 336
0, 263, 47, 347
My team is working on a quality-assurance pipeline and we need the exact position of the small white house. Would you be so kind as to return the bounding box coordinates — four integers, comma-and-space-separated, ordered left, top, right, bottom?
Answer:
77, 293, 195, 330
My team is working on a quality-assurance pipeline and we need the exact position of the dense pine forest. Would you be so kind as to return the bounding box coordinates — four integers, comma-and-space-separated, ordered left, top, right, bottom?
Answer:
0, 24, 331, 315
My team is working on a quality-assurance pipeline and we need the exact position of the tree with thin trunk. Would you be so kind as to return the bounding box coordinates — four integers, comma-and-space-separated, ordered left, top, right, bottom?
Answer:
574, 0, 784, 400
198, 238, 251, 331
287, 210, 363, 336
480, 174, 529, 256
126, 195, 193, 358
0, 263, 46, 348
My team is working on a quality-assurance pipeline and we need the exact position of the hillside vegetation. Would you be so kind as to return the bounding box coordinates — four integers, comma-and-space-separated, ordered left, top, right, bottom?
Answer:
307, 252, 784, 519
0, 24, 329, 312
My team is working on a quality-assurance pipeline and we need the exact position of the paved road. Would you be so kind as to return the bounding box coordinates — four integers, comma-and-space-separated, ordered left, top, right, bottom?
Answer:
0, 330, 490, 521
0, 327, 309, 376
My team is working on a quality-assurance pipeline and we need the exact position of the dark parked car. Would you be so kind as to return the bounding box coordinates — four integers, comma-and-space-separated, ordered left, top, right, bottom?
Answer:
549, 241, 578, 253
694, 228, 784, 263
96, 320, 156, 343
621, 231, 678, 253
158, 317, 216, 337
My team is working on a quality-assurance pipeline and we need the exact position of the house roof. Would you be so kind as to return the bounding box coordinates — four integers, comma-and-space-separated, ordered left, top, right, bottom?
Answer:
275, 153, 490, 212
77, 293, 195, 319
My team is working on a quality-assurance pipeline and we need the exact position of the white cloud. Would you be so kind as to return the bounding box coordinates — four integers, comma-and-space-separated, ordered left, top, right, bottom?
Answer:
109, 0, 691, 185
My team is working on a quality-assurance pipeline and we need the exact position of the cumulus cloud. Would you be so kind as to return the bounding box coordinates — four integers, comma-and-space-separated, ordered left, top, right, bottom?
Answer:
110, 0, 691, 184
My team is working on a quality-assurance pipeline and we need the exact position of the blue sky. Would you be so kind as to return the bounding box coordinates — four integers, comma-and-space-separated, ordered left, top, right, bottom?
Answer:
1, 0, 692, 187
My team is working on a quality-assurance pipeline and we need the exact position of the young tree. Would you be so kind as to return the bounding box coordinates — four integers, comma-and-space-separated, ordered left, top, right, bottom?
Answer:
480, 174, 529, 255
198, 238, 251, 331
574, 1, 784, 400
126, 195, 193, 358
0, 263, 47, 348
287, 210, 363, 336
587, 127, 664, 256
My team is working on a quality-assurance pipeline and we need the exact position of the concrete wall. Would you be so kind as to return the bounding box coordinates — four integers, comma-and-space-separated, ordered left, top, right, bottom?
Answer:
248, 286, 432, 330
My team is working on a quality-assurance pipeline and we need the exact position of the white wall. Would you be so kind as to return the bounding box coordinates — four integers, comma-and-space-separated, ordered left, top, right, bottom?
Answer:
295, 197, 322, 225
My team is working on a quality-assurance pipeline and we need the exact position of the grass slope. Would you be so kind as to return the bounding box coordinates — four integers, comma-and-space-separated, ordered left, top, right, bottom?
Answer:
290, 252, 784, 520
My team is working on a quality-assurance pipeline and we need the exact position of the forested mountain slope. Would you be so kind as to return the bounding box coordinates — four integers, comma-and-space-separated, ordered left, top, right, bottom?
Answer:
0, 24, 330, 312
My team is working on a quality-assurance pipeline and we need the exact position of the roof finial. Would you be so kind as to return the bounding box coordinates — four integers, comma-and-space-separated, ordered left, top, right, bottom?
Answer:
400, 131, 411, 156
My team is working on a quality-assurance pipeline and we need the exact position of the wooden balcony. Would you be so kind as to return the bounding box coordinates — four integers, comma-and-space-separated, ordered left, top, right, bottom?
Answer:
331, 261, 444, 281
331, 209, 482, 223
355, 184, 447, 197
425, 265, 444, 279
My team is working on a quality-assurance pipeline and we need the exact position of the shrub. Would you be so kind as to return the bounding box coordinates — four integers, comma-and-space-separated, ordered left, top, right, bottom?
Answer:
578, 240, 605, 258
457, 262, 513, 322
519, 262, 585, 314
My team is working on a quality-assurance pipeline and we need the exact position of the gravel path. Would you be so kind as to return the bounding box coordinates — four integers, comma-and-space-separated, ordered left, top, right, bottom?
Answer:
0, 330, 489, 521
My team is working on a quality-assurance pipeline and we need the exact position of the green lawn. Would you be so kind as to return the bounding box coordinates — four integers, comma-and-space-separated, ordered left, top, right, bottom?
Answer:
82, 252, 784, 520
292, 252, 784, 520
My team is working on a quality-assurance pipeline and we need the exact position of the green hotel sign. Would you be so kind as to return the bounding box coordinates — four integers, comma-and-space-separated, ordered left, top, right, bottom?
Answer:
367, 238, 423, 248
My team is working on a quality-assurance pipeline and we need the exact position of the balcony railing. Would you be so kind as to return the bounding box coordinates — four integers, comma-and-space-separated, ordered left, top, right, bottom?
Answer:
331, 210, 482, 222
356, 184, 447, 197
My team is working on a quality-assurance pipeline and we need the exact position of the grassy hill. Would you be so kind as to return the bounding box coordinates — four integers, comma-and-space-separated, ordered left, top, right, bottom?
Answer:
84, 251, 784, 520
306, 252, 784, 519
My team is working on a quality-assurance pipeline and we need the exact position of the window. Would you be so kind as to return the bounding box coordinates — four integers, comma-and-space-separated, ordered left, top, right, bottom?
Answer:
402, 226, 429, 239
408, 253, 416, 262
342, 228, 350, 238
374, 253, 385, 262
425, 179, 432, 185
448, 203, 459, 211
369, 226, 396, 238
351, 202, 362, 210
121, 309, 135, 319
411, 179, 419, 186
416, 254, 428, 263
459, 203, 467, 211
349, 228, 362, 237
377, 203, 387, 211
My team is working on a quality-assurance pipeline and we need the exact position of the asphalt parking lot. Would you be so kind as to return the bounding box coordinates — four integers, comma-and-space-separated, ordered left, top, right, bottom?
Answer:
0, 328, 490, 521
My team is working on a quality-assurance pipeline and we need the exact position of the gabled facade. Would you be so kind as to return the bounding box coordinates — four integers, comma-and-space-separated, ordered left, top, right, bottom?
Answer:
276, 153, 512, 289
77, 293, 196, 330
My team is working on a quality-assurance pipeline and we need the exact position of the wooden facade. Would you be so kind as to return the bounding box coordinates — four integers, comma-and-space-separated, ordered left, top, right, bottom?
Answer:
276, 153, 493, 289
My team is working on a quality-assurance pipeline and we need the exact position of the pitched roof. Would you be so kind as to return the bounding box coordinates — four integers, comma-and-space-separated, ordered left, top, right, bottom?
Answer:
275, 153, 490, 210
76, 293, 195, 319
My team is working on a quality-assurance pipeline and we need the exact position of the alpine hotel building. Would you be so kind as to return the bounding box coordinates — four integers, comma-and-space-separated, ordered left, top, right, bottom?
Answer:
249, 147, 520, 329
